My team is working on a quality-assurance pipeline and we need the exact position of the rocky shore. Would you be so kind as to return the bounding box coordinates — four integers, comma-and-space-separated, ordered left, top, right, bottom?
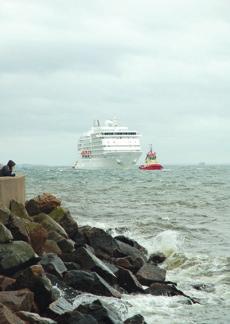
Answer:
0, 193, 198, 323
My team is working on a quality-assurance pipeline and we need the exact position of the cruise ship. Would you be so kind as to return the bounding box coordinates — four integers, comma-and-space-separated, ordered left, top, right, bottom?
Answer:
74, 119, 142, 169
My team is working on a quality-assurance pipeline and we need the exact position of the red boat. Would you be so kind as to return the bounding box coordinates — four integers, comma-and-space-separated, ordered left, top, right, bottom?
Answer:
139, 145, 163, 170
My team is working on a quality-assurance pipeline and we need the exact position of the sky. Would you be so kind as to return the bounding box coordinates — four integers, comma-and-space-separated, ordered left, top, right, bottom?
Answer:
0, 0, 230, 165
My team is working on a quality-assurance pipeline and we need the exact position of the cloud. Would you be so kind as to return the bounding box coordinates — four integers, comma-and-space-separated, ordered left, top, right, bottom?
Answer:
0, 0, 230, 164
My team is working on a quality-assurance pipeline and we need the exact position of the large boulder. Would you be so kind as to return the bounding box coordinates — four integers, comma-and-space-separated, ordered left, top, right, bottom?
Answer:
145, 282, 199, 304
69, 299, 123, 324
124, 314, 147, 324
77, 226, 120, 259
0, 241, 39, 275
25, 193, 61, 216
40, 253, 67, 278
6, 215, 30, 242
17, 311, 57, 324
26, 222, 48, 255
114, 240, 146, 272
64, 270, 121, 298
0, 303, 25, 324
57, 238, 75, 254
43, 240, 62, 256
32, 214, 68, 238
0, 223, 13, 243
148, 252, 166, 265
10, 265, 57, 312
0, 275, 16, 291
71, 246, 117, 284
116, 267, 144, 293
49, 208, 78, 239
0, 289, 36, 312
0, 205, 11, 224
10, 200, 31, 220
115, 235, 147, 256
136, 263, 166, 286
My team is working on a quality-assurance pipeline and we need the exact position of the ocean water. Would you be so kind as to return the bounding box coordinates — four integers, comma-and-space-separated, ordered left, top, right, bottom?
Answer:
20, 165, 230, 323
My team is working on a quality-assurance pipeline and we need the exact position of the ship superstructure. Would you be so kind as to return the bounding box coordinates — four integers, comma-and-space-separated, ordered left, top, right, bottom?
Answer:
74, 119, 142, 169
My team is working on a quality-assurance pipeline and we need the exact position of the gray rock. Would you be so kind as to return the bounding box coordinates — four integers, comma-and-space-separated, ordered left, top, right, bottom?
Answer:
116, 267, 144, 293
124, 314, 147, 324
115, 235, 148, 256
136, 263, 166, 286
0, 241, 38, 275
0, 205, 11, 225
0, 223, 13, 243
11, 265, 57, 312
78, 226, 120, 259
18, 311, 57, 324
40, 253, 67, 278
64, 270, 121, 298
72, 246, 117, 284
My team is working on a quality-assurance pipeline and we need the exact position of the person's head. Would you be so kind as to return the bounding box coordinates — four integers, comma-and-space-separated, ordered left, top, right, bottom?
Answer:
7, 160, 16, 168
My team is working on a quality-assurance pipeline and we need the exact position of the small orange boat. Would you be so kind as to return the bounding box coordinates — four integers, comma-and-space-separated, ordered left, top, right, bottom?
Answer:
139, 145, 163, 170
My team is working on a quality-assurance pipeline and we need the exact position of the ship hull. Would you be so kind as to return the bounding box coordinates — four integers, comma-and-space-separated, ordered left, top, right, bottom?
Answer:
74, 151, 142, 170
139, 163, 163, 170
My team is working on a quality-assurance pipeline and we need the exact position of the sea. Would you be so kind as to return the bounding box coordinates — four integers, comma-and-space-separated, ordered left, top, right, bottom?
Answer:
19, 165, 230, 324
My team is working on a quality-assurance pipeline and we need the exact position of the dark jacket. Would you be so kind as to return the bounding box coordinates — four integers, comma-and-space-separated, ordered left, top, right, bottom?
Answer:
0, 160, 16, 177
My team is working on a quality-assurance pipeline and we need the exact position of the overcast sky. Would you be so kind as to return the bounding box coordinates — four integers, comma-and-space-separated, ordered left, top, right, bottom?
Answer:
0, 0, 229, 165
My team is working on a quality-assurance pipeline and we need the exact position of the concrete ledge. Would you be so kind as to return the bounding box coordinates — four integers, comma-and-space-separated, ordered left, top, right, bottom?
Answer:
0, 175, 25, 208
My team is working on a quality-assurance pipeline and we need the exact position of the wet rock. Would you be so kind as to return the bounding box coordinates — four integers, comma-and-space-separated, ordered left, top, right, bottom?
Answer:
193, 283, 215, 292
10, 200, 31, 220
148, 252, 166, 265
0, 223, 13, 243
43, 240, 62, 256
0, 241, 39, 275
124, 314, 147, 324
46, 273, 80, 302
64, 270, 121, 298
145, 282, 180, 296
57, 238, 75, 253
116, 267, 144, 293
115, 235, 148, 256
78, 226, 120, 259
25, 193, 61, 216
136, 263, 166, 286
73, 299, 123, 324
72, 246, 117, 284
113, 256, 142, 273
40, 253, 67, 278
47, 296, 73, 316
72, 230, 86, 247
59, 310, 97, 324
114, 241, 146, 272
17, 311, 57, 324
10, 265, 56, 312
0, 289, 36, 312
0, 275, 16, 291
33, 213, 68, 238
0, 205, 11, 224
64, 262, 81, 271
49, 207, 78, 239
0, 303, 25, 324
145, 282, 199, 304
6, 215, 30, 242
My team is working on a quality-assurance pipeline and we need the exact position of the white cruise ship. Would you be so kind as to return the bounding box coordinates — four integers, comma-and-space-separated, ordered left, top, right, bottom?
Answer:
74, 119, 142, 169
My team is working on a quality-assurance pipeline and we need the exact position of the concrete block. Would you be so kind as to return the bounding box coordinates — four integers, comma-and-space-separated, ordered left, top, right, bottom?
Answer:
0, 176, 25, 208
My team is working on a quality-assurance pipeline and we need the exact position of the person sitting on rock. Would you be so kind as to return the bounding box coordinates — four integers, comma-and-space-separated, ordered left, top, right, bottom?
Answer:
0, 160, 16, 177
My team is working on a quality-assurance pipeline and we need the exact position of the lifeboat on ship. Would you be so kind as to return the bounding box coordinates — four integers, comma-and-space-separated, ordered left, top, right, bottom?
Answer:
139, 145, 163, 170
